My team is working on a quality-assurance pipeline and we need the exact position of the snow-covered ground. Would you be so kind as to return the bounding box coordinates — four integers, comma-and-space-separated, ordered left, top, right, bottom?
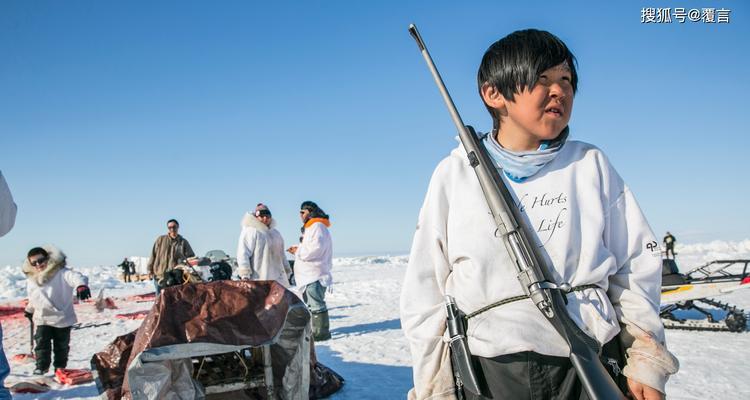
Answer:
1, 241, 749, 399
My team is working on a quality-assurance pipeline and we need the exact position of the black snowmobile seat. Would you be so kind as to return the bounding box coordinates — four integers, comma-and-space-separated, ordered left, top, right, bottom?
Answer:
661, 259, 687, 286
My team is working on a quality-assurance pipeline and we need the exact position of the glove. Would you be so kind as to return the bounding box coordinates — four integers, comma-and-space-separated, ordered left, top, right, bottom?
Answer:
76, 285, 91, 301
24, 310, 33, 321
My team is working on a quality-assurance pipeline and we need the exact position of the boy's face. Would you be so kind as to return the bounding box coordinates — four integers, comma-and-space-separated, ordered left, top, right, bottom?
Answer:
485, 62, 574, 150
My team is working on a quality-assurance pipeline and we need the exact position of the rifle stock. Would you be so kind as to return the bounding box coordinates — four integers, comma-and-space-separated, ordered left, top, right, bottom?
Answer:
408, 24, 626, 400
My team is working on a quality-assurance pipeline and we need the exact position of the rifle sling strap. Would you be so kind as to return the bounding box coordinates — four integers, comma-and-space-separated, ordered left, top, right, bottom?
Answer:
464, 284, 600, 321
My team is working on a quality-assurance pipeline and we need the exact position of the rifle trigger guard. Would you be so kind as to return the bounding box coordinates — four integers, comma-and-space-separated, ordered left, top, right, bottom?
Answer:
532, 281, 572, 293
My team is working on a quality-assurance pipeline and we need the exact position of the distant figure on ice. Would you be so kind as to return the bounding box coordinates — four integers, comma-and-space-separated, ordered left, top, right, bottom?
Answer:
23, 246, 91, 376
287, 201, 333, 341
400, 29, 678, 399
236, 203, 292, 286
147, 219, 195, 295
663, 232, 676, 259
118, 258, 134, 282
0, 170, 16, 400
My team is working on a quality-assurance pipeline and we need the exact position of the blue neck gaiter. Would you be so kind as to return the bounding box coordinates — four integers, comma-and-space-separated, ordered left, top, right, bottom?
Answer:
482, 127, 569, 183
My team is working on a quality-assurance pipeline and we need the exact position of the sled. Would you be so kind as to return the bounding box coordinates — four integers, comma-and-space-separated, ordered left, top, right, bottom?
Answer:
661, 259, 750, 332
91, 280, 344, 400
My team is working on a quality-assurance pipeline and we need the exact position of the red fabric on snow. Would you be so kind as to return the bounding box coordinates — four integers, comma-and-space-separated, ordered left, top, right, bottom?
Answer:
125, 292, 155, 302
55, 368, 94, 385
0, 306, 25, 321
115, 310, 149, 320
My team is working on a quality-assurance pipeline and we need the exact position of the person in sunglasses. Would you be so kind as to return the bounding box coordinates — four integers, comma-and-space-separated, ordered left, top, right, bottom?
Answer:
287, 201, 333, 341
22, 246, 90, 376
147, 219, 195, 295
236, 203, 292, 286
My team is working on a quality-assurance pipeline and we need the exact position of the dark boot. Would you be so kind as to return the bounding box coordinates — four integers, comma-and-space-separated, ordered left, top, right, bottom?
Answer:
312, 310, 331, 341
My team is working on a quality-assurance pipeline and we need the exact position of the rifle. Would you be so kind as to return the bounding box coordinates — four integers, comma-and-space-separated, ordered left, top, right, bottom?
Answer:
407, 24, 626, 400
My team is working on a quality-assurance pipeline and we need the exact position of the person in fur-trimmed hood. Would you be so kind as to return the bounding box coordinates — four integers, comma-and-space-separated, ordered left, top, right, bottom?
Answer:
236, 203, 292, 286
23, 245, 90, 375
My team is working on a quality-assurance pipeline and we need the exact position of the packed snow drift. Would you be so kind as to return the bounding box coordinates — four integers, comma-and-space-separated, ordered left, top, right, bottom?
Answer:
0, 241, 748, 399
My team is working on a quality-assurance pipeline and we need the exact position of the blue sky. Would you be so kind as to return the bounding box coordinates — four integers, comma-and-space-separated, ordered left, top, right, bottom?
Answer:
1, 1, 747, 267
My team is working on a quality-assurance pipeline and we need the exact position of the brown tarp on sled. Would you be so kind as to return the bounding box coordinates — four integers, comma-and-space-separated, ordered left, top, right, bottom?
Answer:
92, 280, 319, 400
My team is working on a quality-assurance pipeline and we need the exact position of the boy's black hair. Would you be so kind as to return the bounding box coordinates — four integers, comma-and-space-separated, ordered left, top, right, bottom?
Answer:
27, 247, 49, 259
477, 29, 578, 130
167, 219, 179, 226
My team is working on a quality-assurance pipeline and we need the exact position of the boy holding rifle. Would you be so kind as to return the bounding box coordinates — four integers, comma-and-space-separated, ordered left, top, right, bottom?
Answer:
400, 28, 678, 400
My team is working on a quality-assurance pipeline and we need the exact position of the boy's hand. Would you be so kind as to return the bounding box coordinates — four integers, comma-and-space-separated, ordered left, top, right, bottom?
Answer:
76, 285, 92, 301
627, 377, 664, 400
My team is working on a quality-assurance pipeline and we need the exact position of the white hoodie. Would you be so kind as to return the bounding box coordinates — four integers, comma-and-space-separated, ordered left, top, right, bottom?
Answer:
400, 140, 678, 399
236, 213, 292, 287
293, 220, 333, 289
23, 246, 88, 328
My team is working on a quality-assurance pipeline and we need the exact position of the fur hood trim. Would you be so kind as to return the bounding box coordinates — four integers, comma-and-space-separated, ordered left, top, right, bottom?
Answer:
241, 212, 275, 231
22, 245, 67, 285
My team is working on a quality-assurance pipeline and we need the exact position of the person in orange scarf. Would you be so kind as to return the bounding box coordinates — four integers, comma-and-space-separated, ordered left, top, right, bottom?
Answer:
287, 201, 333, 341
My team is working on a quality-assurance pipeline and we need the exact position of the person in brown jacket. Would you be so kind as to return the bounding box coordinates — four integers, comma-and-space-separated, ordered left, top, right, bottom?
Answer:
147, 219, 195, 295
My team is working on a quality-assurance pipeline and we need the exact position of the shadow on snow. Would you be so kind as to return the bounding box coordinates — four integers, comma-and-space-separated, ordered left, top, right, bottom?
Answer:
331, 318, 401, 337
316, 344, 412, 400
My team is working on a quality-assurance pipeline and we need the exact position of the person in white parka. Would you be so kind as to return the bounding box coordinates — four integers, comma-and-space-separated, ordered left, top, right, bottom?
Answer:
287, 200, 333, 342
23, 246, 90, 376
236, 203, 292, 286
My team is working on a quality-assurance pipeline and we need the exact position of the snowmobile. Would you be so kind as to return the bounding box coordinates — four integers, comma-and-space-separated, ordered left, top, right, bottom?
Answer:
205, 249, 238, 269
660, 259, 750, 332
161, 251, 237, 288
